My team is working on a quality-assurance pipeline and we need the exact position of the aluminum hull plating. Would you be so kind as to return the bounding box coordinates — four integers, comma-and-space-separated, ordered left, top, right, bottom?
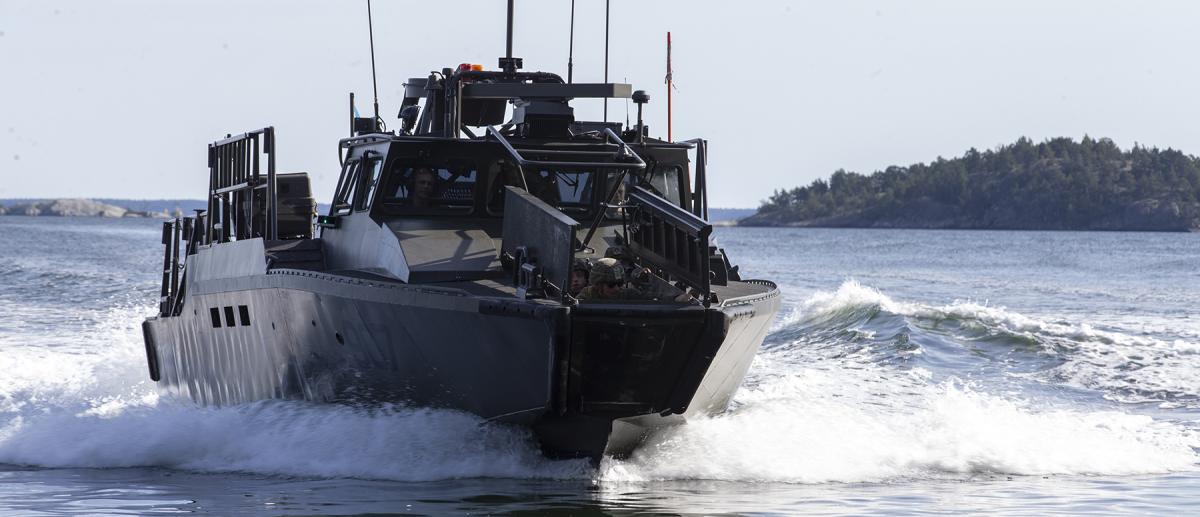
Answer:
143, 268, 781, 459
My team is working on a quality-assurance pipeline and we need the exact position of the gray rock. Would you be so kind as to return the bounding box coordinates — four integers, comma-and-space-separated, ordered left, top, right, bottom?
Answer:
0, 198, 129, 217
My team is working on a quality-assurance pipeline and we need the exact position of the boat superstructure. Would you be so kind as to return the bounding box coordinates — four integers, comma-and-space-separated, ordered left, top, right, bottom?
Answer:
142, 4, 780, 461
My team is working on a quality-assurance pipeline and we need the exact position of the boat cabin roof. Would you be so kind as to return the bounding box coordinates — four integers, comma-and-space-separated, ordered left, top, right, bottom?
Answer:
332, 132, 696, 222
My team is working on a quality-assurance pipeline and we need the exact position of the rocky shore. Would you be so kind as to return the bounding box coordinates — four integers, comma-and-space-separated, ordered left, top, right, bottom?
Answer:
0, 199, 169, 218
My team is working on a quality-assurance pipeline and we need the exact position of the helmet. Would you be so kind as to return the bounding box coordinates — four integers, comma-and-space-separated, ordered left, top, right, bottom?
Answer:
572, 258, 591, 273
589, 257, 626, 286
604, 245, 631, 261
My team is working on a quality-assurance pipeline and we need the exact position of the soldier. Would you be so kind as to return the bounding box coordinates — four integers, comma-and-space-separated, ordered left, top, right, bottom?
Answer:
605, 180, 628, 219
411, 167, 438, 208
577, 258, 696, 302
568, 258, 590, 297
604, 244, 652, 290
576, 258, 646, 301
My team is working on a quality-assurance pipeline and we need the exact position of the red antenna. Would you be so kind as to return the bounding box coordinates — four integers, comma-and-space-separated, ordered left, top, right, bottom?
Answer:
666, 31, 673, 142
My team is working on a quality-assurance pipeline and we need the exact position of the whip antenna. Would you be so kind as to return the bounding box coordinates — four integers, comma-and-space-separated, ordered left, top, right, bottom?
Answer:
367, 0, 380, 129
603, 0, 610, 122
666, 31, 672, 142
499, 0, 523, 74
624, 76, 630, 128
567, 0, 575, 83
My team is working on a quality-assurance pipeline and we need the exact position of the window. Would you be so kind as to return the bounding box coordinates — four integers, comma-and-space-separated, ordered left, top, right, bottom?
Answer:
486, 160, 523, 213
331, 160, 362, 215
356, 157, 385, 211
604, 172, 634, 220
551, 171, 596, 207
487, 166, 598, 215
646, 165, 683, 206
384, 164, 477, 212
547, 171, 597, 213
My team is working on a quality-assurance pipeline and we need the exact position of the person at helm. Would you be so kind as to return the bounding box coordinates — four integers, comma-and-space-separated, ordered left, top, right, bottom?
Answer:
410, 167, 439, 208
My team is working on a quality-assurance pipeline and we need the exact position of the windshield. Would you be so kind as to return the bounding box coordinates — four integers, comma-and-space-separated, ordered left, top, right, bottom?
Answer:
383, 163, 477, 213
488, 165, 601, 215
645, 165, 683, 207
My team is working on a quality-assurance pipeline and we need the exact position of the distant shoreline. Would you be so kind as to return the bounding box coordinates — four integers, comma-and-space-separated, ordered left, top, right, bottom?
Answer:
738, 203, 1200, 232
1, 199, 1192, 232
743, 136, 1200, 233
729, 221, 1198, 233
0, 198, 334, 218
0, 198, 178, 218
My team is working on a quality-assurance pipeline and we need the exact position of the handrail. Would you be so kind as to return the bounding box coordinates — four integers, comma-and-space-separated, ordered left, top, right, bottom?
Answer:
601, 127, 647, 170
485, 126, 646, 171
675, 138, 708, 220
205, 127, 276, 243
626, 186, 713, 306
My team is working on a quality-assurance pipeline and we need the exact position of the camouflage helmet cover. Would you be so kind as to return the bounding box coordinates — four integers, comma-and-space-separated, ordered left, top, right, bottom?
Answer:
572, 258, 591, 273
604, 245, 631, 261
589, 257, 626, 285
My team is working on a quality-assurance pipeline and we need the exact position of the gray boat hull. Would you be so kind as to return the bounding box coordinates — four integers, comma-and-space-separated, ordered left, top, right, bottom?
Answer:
143, 268, 780, 460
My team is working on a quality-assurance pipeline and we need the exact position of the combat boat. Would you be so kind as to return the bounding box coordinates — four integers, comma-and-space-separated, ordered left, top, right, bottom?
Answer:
141, 5, 780, 461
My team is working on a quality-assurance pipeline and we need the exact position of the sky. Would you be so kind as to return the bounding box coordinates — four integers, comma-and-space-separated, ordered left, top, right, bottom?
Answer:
4, 0, 1200, 207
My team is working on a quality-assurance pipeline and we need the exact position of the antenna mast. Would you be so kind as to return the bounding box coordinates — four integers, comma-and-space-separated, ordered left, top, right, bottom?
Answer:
666, 31, 672, 142
367, 0, 380, 129
506, 0, 514, 59
567, 0, 575, 83
603, 0, 610, 122
500, 0, 522, 74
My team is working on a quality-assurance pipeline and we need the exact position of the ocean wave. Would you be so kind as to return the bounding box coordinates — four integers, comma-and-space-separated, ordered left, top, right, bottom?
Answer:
912, 301, 1200, 407
768, 280, 1200, 408
0, 401, 590, 481
0, 303, 590, 481
602, 373, 1200, 483
2, 283, 1197, 484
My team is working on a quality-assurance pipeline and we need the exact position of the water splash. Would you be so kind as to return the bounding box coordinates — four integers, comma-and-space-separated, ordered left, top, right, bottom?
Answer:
603, 374, 1199, 483
1, 281, 1197, 484
0, 304, 589, 481
601, 281, 1200, 483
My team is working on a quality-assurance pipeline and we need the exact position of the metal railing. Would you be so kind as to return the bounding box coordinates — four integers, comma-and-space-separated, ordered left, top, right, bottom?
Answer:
158, 218, 181, 316
205, 127, 277, 244
675, 138, 709, 220
626, 186, 713, 306
485, 126, 646, 171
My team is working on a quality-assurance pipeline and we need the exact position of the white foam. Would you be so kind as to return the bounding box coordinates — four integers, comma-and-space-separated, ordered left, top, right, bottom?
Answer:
776, 279, 912, 330
782, 280, 1200, 406
602, 282, 1200, 483
4, 285, 1198, 485
911, 299, 1200, 405
0, 401, 589, 481
602, 368, 1200, 483
0, 303, 588, 481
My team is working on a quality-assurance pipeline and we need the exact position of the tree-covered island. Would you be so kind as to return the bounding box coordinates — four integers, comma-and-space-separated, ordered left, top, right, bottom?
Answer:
742, 136, 1200, 231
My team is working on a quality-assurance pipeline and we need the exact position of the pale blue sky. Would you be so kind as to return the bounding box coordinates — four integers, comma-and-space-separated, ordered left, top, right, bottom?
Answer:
3, 0, 1200, 207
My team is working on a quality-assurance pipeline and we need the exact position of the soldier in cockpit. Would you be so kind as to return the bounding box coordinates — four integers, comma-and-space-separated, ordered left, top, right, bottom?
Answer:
411, 167, 438, 208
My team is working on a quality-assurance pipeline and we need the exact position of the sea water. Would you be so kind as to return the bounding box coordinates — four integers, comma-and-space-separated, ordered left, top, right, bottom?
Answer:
0, 217, 1197, 515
